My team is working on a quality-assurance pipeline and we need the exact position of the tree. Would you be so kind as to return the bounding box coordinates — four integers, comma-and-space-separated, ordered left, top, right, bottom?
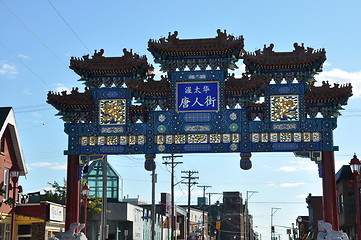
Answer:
42, 180, 67, 205
42, 179, 102, 214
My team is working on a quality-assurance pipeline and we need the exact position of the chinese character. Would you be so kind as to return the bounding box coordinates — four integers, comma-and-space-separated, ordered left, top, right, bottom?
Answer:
194, 86, 201, 93
204, 96, 217, 107
179, 97, 191, 108
185, 86, 192, 94
192, 97, 204, 107
203, 85, 210, 93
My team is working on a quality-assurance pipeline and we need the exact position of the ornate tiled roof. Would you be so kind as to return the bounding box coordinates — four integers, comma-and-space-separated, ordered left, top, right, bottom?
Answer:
126, 75, 169, 96
306, 81, 353, 104
225, 74, 267, 94
148, 30, 245, 58
69, 48, 152, 76
47, 88, 93, 110
244, 43, 326, 73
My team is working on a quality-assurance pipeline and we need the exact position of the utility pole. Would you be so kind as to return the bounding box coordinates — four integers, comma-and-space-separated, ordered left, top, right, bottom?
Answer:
101, 156, 108, 240
163, 154, 183, 240
245, 191, 258, 240
151, 169, 157, 240
198, 185, 211, 240
207, 192, 222, 212
181, 170, 199, 239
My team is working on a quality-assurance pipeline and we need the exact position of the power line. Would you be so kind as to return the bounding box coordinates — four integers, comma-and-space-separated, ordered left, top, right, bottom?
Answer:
47, 0, 92, 55
0, 0, 68, 68
197, 184, 211, 237
162, 154, 183, 240
181, 170, 199, 238
0, 40, 48, 85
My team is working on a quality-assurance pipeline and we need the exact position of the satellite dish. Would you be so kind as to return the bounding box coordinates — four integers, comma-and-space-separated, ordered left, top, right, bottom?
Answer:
297, 216, 303, 223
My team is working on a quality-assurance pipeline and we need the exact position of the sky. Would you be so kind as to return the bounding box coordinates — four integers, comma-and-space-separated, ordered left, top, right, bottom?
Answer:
1, 0, 361, 239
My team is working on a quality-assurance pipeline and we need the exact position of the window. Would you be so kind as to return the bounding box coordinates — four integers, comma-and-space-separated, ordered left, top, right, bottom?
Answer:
5, 224, 10, 240
338, 194, 344, 214
17, 225, 31, 240
3, 169, 9, 200
18, 225, 31, 235
0, 136, 4, 153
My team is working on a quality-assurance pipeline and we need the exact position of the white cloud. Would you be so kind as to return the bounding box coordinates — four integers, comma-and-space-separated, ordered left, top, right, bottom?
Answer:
50, 164, 67, 170
29, 162, 66, 170
0, 64, 17, 76
53, 84, 71, 93
17, 54, 29, 59
315, 68, 361, 98
278, 161, 318, 172
30, 162, 54, 167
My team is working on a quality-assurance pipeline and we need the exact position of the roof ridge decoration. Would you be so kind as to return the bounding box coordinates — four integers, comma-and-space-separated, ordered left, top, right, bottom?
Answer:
47, 87, 94, 123
70, 48, 153, 88
306, 81, 353, 118
148, 29, 245, 71
244, 43, 326, 84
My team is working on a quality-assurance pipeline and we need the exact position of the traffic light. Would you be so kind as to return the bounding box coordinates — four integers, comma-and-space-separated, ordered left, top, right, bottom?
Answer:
271, 226, 275, 233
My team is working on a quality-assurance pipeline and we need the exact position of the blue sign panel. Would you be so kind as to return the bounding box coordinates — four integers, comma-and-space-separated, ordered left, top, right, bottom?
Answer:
176, 81, 219, 112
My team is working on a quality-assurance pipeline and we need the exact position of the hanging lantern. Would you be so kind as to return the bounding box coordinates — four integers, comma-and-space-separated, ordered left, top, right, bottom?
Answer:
240, 152, 252, 170
145, 154, 156, 171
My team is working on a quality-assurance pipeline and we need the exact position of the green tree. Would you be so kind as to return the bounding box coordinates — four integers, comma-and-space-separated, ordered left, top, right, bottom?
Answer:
42, 180, 67, 205
42, 179, 102, 214
86, 197, 102, 215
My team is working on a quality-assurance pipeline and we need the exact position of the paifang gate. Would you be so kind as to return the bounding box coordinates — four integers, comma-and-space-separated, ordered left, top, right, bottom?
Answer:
47, 30, 352, 230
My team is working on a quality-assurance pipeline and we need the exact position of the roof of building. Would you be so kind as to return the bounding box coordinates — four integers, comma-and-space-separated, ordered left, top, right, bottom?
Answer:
69, 48, 152, 77
83, 157, 122, 179
47, 87, 93, 110
225, 74, 267, 94
243, 43, 326, 73
335, 165, 353, 184
305, 82, 353, 104
148, 30, 244, 59
0, 107, 27, 176
125, 76, 169, 96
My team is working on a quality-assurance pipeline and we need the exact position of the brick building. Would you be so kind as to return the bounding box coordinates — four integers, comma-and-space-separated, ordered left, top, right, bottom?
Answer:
0, 107, 27, 239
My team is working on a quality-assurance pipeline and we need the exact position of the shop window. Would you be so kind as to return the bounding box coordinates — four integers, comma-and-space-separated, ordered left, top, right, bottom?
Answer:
18, 225, 31, 235
17, 225, 31, 240
5, 224, 10, 240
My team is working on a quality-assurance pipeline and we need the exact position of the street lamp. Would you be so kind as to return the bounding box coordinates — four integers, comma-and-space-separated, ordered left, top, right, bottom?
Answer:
349, 154, 361, 240
10, 166, 21, 240
81, 183, 90, 235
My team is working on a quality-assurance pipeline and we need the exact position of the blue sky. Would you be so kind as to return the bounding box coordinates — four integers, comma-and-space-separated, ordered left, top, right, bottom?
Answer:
1, 0, 361, 239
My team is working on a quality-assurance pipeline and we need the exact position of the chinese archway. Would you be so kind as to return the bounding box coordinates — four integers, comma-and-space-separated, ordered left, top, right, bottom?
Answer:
47, 30, 352, 230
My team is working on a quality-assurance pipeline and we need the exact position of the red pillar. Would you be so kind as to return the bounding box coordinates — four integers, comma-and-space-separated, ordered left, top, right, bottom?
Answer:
65, 155, 80, 230
321, 151, 339, 230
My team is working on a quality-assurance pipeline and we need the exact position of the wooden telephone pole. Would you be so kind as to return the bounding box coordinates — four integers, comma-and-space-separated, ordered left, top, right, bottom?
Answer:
163, 154, 183, 240
181, 170, 199, 239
